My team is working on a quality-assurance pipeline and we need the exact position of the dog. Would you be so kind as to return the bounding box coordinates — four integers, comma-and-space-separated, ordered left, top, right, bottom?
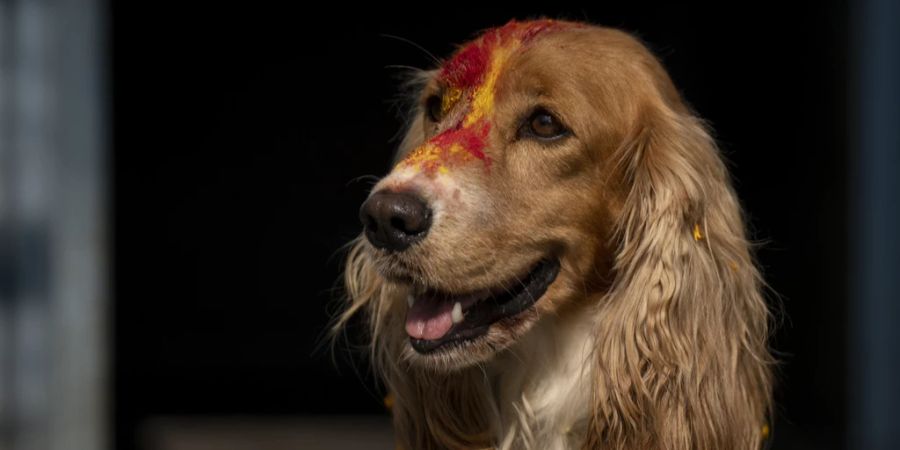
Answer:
336, 19, 773, 450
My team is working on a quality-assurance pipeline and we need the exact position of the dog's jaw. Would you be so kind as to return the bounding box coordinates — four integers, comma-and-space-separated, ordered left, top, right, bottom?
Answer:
405, 259, 561, 352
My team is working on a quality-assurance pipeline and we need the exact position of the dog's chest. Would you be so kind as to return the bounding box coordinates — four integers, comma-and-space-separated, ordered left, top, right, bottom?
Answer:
489, 313, 596, 450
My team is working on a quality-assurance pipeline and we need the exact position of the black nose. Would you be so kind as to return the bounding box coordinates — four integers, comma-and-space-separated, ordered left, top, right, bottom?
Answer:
359, 190, 432, 251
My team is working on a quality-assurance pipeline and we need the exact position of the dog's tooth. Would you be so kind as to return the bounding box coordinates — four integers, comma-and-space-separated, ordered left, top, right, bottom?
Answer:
407, 294, 415, 307
451, 302, 463, 324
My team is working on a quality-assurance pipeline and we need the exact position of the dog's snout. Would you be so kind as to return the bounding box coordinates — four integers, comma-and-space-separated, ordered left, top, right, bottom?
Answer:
360, 190, 432, 251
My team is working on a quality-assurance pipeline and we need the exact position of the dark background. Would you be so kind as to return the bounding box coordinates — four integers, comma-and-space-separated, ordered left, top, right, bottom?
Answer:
111, 3, 849, 449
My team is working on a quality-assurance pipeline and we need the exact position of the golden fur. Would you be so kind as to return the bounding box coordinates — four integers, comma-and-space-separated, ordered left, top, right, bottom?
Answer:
336, 20, 773, 449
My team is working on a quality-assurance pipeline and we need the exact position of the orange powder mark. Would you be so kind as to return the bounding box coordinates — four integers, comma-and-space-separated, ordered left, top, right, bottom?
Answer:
402, 121, 491, 176
400, 20, 576, 177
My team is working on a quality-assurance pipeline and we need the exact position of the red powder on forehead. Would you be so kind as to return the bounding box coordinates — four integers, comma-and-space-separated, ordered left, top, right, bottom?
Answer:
431, 120, 492, 164
438, 19, 574, 89
411, 20, 577, 177
439, 35, 492, 88
403, 120, 492, 177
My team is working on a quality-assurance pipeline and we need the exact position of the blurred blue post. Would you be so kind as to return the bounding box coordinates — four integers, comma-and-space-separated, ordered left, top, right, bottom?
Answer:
850, 0, 900, 448
0, 1, 107, 449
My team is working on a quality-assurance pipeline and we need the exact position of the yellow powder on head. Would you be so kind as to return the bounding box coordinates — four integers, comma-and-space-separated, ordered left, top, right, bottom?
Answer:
403, 35, 523, 175
464, 44, 513, 127
400, 141, 475, 176
441, 87, 463, 116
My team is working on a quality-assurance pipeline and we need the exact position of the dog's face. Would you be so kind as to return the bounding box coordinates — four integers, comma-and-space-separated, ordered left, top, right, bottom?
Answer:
360, 21, 656, 369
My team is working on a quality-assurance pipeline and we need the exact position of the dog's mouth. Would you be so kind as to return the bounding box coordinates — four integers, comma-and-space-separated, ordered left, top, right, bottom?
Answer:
406, 258, 561, 354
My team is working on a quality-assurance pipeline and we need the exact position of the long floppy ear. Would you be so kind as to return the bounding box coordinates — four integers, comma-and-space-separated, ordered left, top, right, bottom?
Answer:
586, 104, 773, 449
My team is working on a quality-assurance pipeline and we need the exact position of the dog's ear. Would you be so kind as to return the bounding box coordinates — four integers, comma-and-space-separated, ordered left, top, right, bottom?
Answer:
588, 105, 773, 449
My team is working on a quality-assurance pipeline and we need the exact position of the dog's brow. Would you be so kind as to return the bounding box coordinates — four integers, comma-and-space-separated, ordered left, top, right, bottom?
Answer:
439, 20, 574, 89
400, 19, 578, 177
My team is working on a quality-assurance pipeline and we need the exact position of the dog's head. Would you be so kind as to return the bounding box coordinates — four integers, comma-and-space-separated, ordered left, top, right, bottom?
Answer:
341, 19, 772, 448
353, 20, 671, 369
348, 19, 766, 375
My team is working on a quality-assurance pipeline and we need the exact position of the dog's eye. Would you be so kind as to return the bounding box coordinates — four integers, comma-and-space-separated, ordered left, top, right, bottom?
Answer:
425, 95, 443, 122
521, 108, 569, 140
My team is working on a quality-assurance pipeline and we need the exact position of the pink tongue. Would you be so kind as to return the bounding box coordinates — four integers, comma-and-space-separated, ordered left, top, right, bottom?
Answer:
406, 297, 454, 341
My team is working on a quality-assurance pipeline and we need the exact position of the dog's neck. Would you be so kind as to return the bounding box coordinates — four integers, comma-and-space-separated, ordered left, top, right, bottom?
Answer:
484, 307, 597, 450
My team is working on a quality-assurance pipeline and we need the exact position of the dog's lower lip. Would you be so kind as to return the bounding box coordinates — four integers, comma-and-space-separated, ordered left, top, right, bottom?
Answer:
408, 258, 561, 354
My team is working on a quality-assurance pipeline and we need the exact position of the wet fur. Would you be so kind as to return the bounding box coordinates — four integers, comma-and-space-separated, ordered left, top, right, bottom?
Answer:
335, 22, 773, 450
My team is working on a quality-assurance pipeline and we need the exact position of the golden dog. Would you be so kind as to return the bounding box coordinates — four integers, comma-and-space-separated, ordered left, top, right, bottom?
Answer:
338, 19, 773, 450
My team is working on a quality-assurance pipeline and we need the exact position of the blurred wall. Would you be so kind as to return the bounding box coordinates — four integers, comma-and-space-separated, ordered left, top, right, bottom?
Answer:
0, 0, 107, 449
850, 0, 900, 448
